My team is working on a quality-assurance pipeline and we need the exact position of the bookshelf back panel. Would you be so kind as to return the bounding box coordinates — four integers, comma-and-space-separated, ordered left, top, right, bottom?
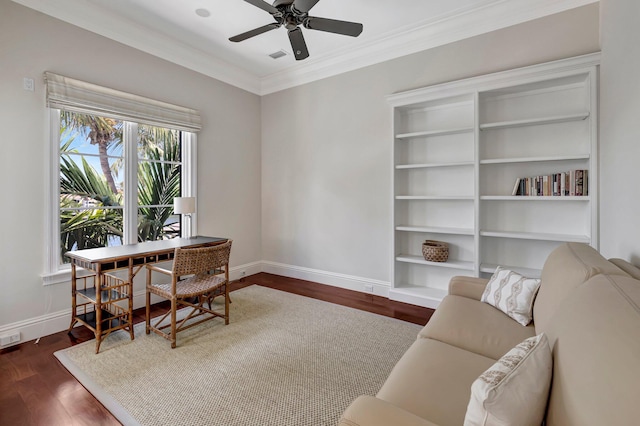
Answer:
480, 200, 590, 236
479, 77, 589, 124
396, 233, 474, 261
395, 132, 474, 165
480, 238, 563, 271
395, 167, 474, 196
479, 120, 590, 160
395, 263, 465, 292
395, 200, 475, 229
397, 102, 474, 135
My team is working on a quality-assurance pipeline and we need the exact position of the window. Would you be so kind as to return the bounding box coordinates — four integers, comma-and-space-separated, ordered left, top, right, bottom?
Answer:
44, 73, 201, 283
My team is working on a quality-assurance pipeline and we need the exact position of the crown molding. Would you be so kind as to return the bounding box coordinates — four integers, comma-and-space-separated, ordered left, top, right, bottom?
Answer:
259, 0, 599, 94
12, 0, 598, 96
11, 0, 262, 94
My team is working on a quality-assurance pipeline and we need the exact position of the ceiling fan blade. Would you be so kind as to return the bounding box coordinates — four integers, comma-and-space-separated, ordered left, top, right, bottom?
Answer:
292, 0, 320, 14
304, 16, 363, 37
243, 0, 280, 15
229, 23, 280, 42
288, 28, 309, 60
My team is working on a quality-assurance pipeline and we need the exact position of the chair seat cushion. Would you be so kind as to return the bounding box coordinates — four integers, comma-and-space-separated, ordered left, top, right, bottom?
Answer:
149, 274, 225, 298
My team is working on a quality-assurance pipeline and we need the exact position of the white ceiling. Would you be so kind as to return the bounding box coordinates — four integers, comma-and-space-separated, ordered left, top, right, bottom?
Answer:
13, 0, 596, 94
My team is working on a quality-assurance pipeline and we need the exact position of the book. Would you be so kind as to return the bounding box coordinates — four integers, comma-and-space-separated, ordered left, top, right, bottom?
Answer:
512, 178, 521, 196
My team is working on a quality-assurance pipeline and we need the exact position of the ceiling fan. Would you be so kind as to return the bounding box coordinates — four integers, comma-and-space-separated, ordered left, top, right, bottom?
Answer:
229, 0, 364, 61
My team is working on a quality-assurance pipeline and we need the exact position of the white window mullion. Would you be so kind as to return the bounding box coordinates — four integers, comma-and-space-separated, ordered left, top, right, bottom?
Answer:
182, 132, 197, 236
123, 122, 138, 245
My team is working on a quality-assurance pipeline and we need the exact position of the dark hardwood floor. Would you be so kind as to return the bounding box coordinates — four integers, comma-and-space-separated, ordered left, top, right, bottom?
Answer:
0, 273, 434, 425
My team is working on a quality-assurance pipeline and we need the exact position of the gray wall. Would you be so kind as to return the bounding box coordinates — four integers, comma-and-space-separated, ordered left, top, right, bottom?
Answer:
261, 4, 601, 285
599, 0, 640, 262
0, 0, 262, 330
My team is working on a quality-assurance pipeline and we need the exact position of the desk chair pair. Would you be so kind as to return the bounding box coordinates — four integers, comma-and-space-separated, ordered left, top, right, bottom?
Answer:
145, 240, 232, 348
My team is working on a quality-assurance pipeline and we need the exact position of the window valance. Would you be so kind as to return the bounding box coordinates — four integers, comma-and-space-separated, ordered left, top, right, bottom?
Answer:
44, 72, 201, 132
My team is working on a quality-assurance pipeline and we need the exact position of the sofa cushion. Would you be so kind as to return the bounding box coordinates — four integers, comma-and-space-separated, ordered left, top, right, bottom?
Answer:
481, 267, 541, 326
339, 396, 441, 426
533, 243, 628, 334
420, 295, 535, 360
376, 338, 496, 426
464, 334, 552, 426
543, 274, 640, 426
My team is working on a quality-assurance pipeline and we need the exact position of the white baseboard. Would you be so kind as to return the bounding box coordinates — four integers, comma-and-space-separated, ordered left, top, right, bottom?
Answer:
1, 260, 387, 348
261, 261, 390, 297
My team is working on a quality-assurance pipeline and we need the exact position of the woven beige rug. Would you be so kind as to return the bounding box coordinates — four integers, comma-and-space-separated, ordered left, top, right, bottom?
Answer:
55, 285, 422, 426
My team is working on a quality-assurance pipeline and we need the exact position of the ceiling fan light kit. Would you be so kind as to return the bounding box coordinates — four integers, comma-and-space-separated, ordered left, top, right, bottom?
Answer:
229, 0, 363, 60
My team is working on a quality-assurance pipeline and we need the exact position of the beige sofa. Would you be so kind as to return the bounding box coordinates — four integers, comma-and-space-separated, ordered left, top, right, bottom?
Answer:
339, 243, 640, 426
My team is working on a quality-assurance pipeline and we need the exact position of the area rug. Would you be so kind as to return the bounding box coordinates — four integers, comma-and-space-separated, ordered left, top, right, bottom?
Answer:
54, 285, 422, 426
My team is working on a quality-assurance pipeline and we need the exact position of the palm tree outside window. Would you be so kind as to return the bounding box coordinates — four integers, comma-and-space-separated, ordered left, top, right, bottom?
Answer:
58, 111, 184, 264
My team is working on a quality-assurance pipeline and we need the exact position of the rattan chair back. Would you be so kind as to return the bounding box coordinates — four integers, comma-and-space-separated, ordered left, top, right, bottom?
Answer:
172, 241, 232, 277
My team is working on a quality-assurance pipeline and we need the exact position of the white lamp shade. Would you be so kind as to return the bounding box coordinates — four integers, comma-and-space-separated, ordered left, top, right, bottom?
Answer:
174, 197, 196, 214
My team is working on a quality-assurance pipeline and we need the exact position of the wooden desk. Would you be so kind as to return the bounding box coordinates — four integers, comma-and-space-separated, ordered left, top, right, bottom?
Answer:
65, 236, 228, 353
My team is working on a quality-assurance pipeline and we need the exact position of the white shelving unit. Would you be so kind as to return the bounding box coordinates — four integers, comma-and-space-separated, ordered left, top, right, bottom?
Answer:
387, 53, 599, 309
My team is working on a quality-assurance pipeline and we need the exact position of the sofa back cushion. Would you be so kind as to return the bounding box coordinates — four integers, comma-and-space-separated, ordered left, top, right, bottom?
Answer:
543, 274, 640, 425
533, 243, 627, 334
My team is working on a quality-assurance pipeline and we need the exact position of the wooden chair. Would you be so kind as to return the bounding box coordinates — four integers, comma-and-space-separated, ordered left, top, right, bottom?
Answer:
145, 240, 232, 348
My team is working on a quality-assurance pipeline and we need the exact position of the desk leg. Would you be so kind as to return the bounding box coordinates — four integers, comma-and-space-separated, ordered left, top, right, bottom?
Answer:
68, 263, 78, 332
94, 265, 103, 354
128, 259, 135, 341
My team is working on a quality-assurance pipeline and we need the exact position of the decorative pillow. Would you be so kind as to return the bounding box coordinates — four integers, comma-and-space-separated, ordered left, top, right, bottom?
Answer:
464, 334, 552, 426
481, 267, 541, 326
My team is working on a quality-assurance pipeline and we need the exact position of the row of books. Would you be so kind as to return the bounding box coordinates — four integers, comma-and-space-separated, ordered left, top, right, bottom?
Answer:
511, 170, 588, 196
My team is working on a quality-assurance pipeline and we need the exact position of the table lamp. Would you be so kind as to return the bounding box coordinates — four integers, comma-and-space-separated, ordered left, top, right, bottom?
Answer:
174, 197, 196, 238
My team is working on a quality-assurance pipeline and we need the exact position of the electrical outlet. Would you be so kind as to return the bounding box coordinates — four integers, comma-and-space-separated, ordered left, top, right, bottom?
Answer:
0, 332, 20, 346
240, 270, 246, 277
364, 284, 374, 293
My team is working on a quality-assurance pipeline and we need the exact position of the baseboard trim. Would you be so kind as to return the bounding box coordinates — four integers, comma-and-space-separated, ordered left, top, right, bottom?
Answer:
261, 261, 390, 297
1, 260, 388, 348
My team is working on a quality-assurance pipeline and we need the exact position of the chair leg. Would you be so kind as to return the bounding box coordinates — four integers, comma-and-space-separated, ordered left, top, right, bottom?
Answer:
170, 297, 177, 349
224, 284, 230, 325
145, 290, 151, 335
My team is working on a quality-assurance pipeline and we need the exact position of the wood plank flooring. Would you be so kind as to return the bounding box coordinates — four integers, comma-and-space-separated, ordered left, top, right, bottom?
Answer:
0, 273, 434, 425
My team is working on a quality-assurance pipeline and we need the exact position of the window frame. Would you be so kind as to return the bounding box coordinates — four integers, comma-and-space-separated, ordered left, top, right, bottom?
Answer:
43, 109, 197, 285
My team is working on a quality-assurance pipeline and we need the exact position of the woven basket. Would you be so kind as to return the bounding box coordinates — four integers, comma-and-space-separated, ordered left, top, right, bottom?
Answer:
422, 240, 449, 262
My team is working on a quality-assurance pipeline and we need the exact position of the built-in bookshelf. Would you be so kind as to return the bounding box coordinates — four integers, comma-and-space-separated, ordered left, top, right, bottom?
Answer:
388, 53, 599, 308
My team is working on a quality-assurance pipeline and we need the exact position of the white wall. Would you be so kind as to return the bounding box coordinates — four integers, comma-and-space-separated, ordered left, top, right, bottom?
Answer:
0, 0, 262, 339
599, 0, 640, 263
261, 5, 601, 293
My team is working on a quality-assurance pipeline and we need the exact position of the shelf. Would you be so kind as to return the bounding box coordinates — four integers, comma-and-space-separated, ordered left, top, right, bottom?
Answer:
74, 309, 126, 331
480, 195, 589, 201
480, 230, 590, 243
479, 112, 589, 130
395, 127, 474, 140
396, 254, 475, 271
396, 195, 474, 201
480, 154, 590, 165
480, 263, 541, 279
395, 225, 474, 235
395, 161, 474, 170
389, 286, 448, 309
76, 287, 127, 303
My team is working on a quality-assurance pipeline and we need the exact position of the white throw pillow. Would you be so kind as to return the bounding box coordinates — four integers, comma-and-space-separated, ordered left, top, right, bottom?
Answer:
464, 334, 552, 426
481, 267, 541, 326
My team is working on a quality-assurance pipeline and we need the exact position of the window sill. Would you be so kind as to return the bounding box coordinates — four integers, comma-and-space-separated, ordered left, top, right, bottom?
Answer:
41, 267, 94, 286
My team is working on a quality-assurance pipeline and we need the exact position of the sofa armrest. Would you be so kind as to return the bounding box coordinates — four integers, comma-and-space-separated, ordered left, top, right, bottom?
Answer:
448, 276, 489, 300
339, 396, 441, 426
